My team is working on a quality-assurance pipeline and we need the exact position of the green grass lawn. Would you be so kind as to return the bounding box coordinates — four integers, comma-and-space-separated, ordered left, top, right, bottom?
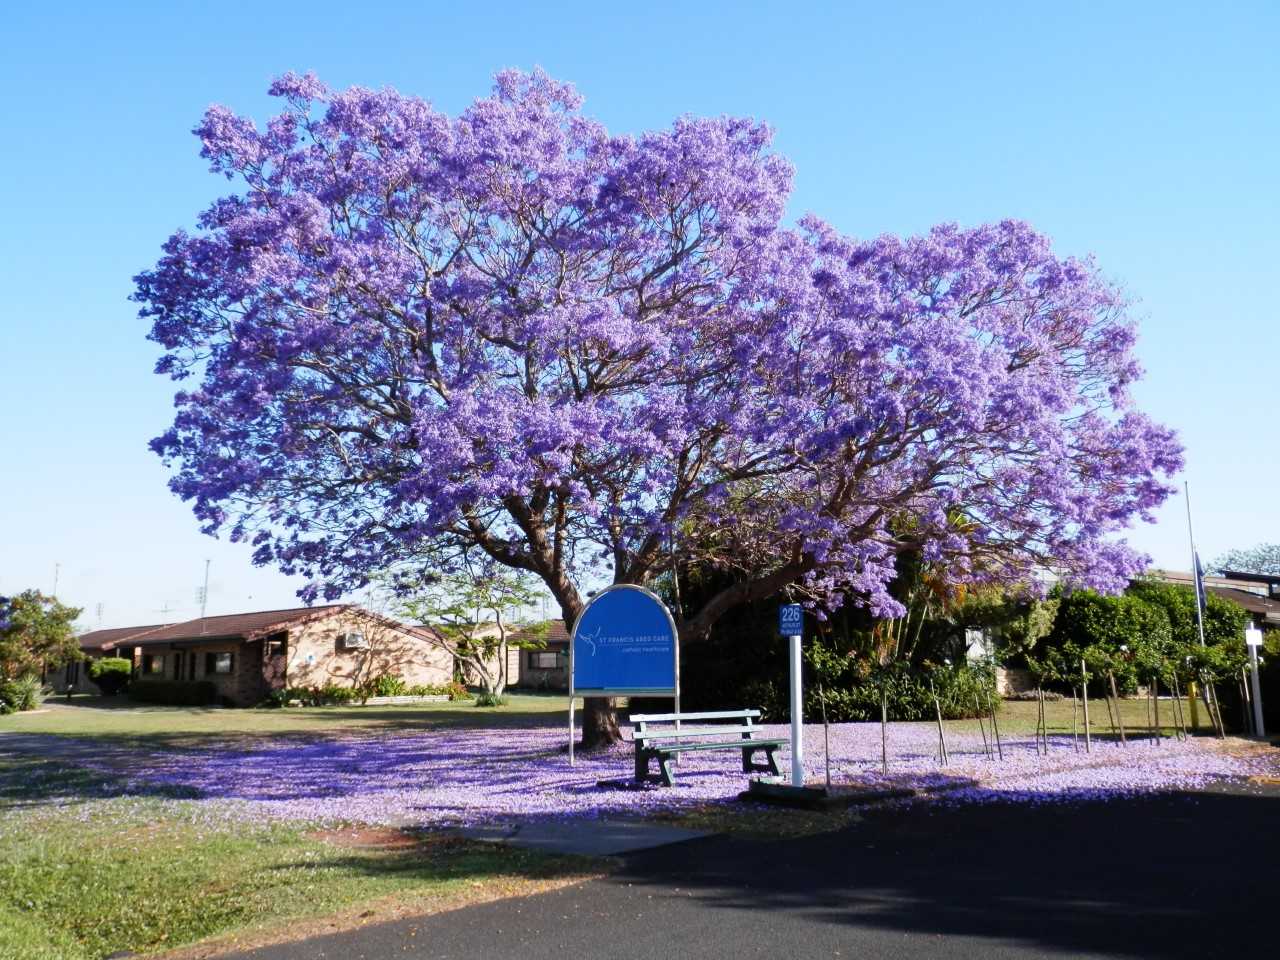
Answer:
0, 692, 573, 748
0, 753, 595, 960
988, 695, 1217, 739
0, 690, 1219, 744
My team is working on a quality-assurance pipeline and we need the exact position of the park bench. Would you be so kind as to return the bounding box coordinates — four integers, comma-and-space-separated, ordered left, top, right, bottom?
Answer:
630, 709, 787, 786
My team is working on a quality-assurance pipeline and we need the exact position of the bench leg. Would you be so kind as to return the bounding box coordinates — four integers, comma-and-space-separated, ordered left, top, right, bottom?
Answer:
742, 745, 780, 775
636, 748, 661, 784
659, 753, 676, 787
763, 745, 781, 776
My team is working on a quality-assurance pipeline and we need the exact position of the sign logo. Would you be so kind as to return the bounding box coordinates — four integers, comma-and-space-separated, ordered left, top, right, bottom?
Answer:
571, 585, 677, 696
779, 603, 804, 636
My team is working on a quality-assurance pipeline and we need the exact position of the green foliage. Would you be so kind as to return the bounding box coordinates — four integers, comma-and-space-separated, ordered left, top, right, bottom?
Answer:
0, 676, 45, 713
358, 674, 409, 699
0, 591, 82, 680
473, 691, 507, 707
264, 679, 467, 707
805, 655, 996, 722
1025, 582, 1250, 695
127, 680, 218, 706
86, 657, 132, 696
393, 559, 547, 696
1035, 590, 1170, 691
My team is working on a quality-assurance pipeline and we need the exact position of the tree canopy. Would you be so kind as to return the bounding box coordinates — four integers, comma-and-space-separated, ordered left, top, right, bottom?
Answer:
135, 72, 1182, 743
0, 591, 83, 679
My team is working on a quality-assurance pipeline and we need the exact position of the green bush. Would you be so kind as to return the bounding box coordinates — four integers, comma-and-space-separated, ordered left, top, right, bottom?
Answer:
356, 674, 409, 700
87, 657, 133, 696
0, 675, 45, 712
473, 691, 506, 707
799, 660, 997, 723
128, 680, 218, 706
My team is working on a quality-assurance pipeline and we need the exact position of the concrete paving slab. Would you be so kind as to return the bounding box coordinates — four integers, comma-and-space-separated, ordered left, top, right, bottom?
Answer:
458, 818, 709, 856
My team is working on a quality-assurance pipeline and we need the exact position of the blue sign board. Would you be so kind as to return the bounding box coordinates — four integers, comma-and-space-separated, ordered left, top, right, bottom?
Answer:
779, 603, 804, 636
571, 585, 677, 696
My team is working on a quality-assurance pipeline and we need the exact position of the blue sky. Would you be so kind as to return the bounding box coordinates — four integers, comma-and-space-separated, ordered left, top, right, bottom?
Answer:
1, 1, 1276, 628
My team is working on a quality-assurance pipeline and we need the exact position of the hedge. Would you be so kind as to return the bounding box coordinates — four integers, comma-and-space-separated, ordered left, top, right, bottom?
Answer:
128, 680, 218, 706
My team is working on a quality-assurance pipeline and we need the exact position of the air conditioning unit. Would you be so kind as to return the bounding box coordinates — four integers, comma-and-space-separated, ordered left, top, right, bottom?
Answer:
340, 631, 368, 650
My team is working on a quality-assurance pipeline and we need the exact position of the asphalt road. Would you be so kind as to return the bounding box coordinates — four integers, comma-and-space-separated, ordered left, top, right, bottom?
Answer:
226, 783, 1277, 960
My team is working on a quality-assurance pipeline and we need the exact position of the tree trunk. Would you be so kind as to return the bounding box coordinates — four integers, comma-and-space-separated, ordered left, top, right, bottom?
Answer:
581, 696, 621, 748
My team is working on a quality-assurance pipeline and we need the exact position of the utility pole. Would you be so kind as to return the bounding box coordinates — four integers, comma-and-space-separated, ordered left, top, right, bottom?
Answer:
52, 562, 60, 597
198, 559, 211, 634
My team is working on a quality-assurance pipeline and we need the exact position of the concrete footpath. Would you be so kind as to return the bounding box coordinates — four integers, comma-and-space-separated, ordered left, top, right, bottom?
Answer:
223, 780, 1279, 960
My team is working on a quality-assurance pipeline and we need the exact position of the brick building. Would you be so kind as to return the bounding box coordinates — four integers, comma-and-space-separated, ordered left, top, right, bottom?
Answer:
73, 605, 452, 706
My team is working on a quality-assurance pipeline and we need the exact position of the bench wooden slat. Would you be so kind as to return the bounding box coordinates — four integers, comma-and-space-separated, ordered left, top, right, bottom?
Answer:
634, 725, 762, 741
650, 738, 787, 754
629, 709, 760, 723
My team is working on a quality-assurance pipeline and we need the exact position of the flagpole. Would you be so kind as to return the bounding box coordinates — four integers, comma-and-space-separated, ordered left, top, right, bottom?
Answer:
1184, 481, 1208, 649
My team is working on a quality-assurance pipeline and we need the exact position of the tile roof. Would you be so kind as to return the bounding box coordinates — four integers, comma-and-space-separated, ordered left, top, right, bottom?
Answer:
1207, 586, 1280, 623
128, 605, 349, 646
78, 623, 171, 651
509, 619, 569, 645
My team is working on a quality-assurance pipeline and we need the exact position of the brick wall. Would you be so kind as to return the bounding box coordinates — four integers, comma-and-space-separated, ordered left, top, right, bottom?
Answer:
283, 610, 453, 691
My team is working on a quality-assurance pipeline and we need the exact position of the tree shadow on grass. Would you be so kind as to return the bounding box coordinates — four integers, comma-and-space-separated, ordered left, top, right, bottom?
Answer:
0, 753, 202, 809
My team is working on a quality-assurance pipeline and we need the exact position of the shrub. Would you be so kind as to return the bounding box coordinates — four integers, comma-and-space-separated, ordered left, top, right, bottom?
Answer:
87, 657, 133, 696
0, 675, 44, 712
445, 680, 470, 701
356, 674, 409, 700
473, 691, 506, 707
128, 680, 218, 706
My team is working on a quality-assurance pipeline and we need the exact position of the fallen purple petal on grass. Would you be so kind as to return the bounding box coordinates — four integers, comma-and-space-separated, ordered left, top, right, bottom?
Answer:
5, 723, 1276, 830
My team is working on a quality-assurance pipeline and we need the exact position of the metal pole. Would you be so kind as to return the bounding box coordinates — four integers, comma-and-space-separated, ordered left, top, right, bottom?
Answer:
880, 688, 889, 775
1081, 659, 1092, 753
1184, 483, 1209, 650
1247, 630, 1266, 737
789, 633, 804, 786
568, 633, 575, 767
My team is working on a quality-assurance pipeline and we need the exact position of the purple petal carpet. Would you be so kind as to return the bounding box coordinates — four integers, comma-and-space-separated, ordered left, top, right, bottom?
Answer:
9, 722, 1275, 830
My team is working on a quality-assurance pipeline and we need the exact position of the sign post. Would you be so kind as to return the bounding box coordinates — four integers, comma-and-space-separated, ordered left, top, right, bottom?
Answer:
569, 585, 679, 765
779, 603, 805, 787
1246, 627, 1265, 738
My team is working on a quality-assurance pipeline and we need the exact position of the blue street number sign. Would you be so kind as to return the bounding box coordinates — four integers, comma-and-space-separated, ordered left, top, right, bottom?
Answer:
779, 603, 804, 636
571, 585, 678, 696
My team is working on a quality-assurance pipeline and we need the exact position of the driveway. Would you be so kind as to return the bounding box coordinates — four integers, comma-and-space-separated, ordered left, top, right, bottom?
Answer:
223, 780, 1277, 959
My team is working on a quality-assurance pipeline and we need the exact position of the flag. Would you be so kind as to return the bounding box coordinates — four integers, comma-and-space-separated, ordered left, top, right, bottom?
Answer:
1193, 550, 1208, 614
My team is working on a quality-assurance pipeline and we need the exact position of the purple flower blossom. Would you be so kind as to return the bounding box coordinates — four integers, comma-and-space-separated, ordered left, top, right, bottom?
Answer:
133, 71, 1181, 636
10, 724, 1274, 832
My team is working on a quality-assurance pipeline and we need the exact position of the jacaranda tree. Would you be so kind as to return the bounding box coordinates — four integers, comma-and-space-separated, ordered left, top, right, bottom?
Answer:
136, 71, 1182, 745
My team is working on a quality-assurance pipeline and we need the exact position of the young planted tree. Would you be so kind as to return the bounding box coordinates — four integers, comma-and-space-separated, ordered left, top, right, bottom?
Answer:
136, 71, 1182, 746
0, 591, 82, 680
397, 561, 547, 700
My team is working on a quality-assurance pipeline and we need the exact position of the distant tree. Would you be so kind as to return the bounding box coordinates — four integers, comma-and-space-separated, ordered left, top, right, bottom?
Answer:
396, 560, 547, 699
1210, 543, 1280, 577
0, 591, 83, 679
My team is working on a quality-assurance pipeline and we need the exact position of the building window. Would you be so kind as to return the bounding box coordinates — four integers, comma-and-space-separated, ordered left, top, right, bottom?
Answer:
205, 652, 234, 675
144, 654, 164, 674
530, 652, 560, 670
267, 640, 286, 657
